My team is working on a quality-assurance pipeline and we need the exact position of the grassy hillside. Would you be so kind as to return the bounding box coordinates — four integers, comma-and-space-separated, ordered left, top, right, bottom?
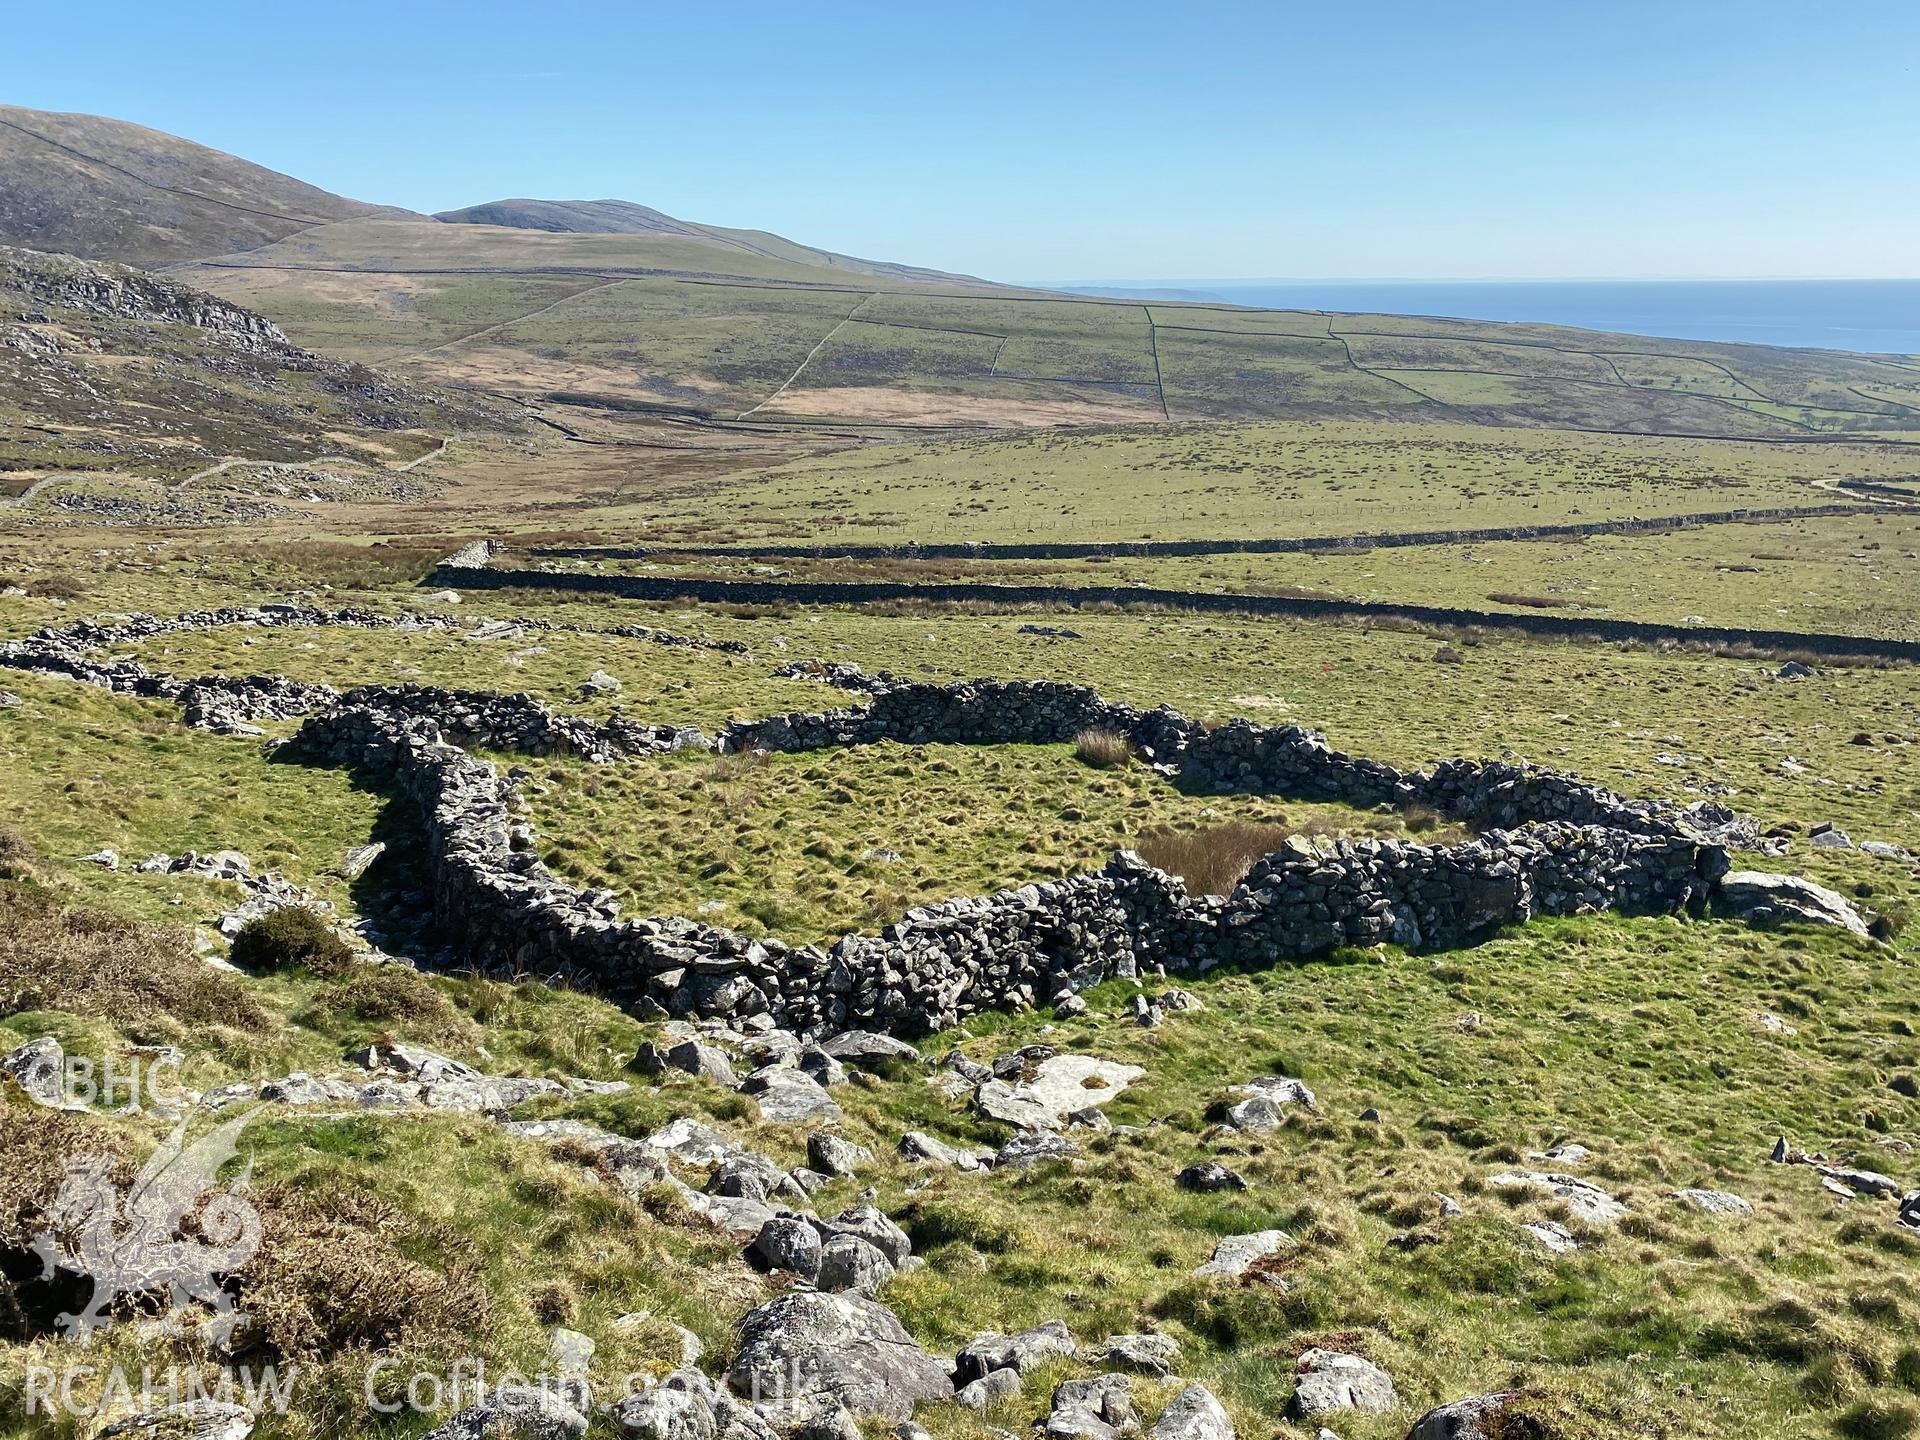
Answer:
436, 197, 995, 286
1, 107, 1909, 441
0, 106, 407, 267
0, 550, 1916, 1440
0, 246, 517, 506
183, 223, 1920, 436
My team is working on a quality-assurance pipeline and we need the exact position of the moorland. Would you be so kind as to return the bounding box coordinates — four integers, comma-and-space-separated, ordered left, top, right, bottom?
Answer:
0, 104, 1918, 1440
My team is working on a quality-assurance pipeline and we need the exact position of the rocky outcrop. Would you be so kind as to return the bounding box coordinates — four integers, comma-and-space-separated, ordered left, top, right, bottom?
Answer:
1715, 871, 1872, 939
724, 1292, 953, 1425
3, 246, 288, 348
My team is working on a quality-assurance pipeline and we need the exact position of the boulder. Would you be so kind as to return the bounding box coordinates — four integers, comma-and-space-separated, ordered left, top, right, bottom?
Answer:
1672, 1187, 1753, 1216
1522, 1220, 1578, 1254
808, 1132, 874, 1177
955, 1368, 1024, 1410
648, 1117, 742, 1166
819, 1202, 913, 1267
724, 1292, 953, 1424
1403, 1393, 1522, 1440
1233, 1076, 1315, 1109
815, 1234, 896, 1296
612, 1385, 716, 1440
420, 1386, 588, 1440
798, 1048, 849, 1087
751, 1216, 824, 1278
1289, 1349, 1396, 1418
3, 1035, 65, 1107
349, 1040, 481, 1084
998, 1132, 1080, 1168
97, 1400, 255, 1440
1095, 1333, 1181, 1377
818, 1031, 921, 1065
1486, 1169, 1627, 1224
899, 1131, 991, 1171
747, 1067, 843, 1124
1048, 1374, 1138, 1440
1176, 1162, 1247, 1193
1193, 1230, 1293, 1278
956, 1319, 1076, 1382
1221, 1096, 1283, 1134
666, 1039, 739, 1087
1716, 871, 1871, 940
974, 1080, 1059, 1131
1150, 1385, 1232, 1440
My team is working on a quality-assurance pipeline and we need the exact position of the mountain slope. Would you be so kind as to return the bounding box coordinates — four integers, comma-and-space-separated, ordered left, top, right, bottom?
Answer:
0, 245, 515, 496
0, 105, 411, 267
434, 198, 699, 236
437, 195, 993, 285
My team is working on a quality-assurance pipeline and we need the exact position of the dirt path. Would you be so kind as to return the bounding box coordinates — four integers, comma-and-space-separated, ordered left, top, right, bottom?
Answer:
1, 438, 452, 513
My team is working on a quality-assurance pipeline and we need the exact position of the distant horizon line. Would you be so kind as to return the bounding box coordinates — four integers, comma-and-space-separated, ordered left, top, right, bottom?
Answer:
1041, 275, 1920, 288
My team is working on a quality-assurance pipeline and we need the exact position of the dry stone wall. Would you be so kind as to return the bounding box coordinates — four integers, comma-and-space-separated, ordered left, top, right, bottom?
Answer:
0, 604, 738, 741
441, 564, 1920, 665
279, 671, 1732, 1036
531, 500, 1872, 564
0, 604, 1754, 1036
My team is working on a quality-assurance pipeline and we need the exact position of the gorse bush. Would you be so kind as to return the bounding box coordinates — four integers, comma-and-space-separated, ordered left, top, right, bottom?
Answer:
229, 906, 356, 978
1074, 727, 1134, 769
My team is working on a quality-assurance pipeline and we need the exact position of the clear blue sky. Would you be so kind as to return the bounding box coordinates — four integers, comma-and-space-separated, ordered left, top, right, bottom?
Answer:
12, 1, 1919, 282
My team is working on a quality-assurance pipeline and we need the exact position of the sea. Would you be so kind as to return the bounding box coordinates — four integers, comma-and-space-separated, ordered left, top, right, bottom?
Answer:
1055, 279, 1920, 356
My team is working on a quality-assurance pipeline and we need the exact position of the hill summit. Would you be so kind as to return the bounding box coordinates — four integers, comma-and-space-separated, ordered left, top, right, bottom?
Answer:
0, 105, 410, 267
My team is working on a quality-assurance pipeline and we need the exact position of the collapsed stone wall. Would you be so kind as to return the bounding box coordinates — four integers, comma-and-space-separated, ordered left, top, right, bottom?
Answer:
0, 604, 740, 739
0, 603, 1746, 1035
280, 673, 1730, 1036
335, 683, 705, 762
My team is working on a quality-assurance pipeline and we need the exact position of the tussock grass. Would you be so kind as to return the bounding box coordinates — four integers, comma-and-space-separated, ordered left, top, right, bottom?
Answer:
1073, 727, 1134, 769
1136, 821, 1291, 896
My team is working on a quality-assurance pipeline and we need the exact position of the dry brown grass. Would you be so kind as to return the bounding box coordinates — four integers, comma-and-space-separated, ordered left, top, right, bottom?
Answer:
1074, 727, 1135, 769
0, 1107, 134, 1251
0, 883, 268, 1031
1136, 821, 1292, 896
1487, 591, 1574, 609
297, 967, 474, 1048
233, 1182, 491, 1364
0, 1108, 137, 1339
25, 574, 89, 600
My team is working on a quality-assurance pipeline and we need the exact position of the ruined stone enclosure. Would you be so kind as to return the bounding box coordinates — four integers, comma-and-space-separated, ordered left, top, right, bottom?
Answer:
4, 605, 1786, 1038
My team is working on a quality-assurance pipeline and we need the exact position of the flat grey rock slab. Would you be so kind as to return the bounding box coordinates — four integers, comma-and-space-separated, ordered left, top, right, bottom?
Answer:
1193, 1229, 1293, 1277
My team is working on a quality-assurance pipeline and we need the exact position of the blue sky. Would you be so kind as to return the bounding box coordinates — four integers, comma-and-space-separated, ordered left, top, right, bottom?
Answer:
12, 1, 1918, 282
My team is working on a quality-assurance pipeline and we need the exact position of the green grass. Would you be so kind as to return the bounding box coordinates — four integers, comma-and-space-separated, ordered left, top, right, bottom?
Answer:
575, 419, 1920, 549
641, 508, 1920, 643
176, 220, 1920, 437
0, 548, 1917, 1440
520, 741, 1448, 942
